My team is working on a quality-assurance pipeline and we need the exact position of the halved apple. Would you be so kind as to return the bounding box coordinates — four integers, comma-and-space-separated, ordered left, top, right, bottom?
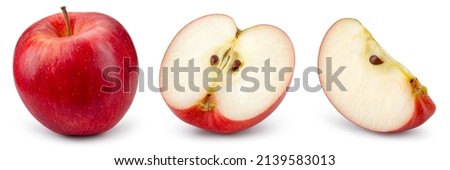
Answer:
160, 14, 295, 133
318, 18, 436, 132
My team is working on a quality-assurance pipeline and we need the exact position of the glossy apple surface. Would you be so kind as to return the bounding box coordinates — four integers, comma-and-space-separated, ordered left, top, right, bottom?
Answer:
14, 8, 138, 135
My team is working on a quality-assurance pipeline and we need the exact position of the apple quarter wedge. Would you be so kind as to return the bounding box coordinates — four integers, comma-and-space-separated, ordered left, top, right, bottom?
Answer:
318, 18, 436, 132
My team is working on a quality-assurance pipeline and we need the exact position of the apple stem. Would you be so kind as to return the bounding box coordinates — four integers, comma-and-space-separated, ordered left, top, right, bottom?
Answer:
60, 6, 72, 36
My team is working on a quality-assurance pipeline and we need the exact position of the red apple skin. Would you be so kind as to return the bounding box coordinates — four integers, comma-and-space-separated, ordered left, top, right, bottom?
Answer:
320, 76, 436, 133
321, 88, 436, 133
391, 95, 436, 132
13, 12, 138, 135
319, 78, 436, 133
165, 87, 289, 134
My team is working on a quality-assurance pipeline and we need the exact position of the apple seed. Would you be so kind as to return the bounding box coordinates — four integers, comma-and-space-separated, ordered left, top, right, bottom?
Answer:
210, 55, 219, 65
231, 59, 241, 71
369, 55, 383, 65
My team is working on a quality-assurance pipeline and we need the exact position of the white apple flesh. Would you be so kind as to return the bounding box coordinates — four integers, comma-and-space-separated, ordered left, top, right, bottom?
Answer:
160, 14, 295, 133
319, 18, 436, 132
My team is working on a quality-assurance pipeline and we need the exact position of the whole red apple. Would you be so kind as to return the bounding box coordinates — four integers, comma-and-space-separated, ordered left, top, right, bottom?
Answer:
13, 7, 139, 135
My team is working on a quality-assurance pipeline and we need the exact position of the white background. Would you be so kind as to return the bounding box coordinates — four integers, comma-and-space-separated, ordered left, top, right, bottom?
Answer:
0, 0, 448, 169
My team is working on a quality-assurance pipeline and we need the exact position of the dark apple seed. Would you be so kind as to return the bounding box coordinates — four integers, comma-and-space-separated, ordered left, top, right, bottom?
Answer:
370, 55, 383, 65
210, 55, 219, 65
231, 59, 241, 71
